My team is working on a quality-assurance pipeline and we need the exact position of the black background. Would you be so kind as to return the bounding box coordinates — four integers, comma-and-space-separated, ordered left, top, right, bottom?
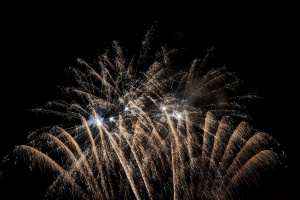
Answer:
1, 3, 298, 199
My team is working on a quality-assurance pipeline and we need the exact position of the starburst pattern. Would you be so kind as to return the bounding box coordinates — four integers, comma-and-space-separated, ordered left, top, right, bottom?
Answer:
5, 27, 284, 200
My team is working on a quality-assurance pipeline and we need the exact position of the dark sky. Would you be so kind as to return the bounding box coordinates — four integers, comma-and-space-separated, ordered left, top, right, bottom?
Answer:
1, 3, 298, 199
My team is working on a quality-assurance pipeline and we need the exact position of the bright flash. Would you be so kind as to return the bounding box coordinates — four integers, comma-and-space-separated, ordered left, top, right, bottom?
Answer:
176, 113, 182, 119
95, 118, 103, 126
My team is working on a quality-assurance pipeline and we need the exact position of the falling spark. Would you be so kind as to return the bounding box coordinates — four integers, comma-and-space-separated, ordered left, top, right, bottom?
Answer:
2, 26, 285, 200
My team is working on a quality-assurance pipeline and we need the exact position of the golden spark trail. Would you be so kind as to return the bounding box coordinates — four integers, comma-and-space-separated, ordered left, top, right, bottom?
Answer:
3, 26, 286, 200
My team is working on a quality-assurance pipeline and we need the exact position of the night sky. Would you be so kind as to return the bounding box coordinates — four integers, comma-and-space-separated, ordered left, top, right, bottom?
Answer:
1, 3, 298, 199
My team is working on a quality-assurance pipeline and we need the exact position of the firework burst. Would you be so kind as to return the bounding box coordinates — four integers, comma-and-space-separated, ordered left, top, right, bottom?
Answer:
3, 27, 285, 199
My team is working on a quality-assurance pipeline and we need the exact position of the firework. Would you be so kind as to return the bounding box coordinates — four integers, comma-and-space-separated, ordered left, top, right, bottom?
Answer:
3, 27, 284, 199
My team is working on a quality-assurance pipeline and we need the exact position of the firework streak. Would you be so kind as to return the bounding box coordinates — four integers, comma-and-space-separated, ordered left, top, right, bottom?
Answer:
11, 28, 285, 200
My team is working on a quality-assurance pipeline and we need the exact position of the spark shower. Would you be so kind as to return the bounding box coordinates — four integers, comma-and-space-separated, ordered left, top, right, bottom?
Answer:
2, 27, 285, 199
